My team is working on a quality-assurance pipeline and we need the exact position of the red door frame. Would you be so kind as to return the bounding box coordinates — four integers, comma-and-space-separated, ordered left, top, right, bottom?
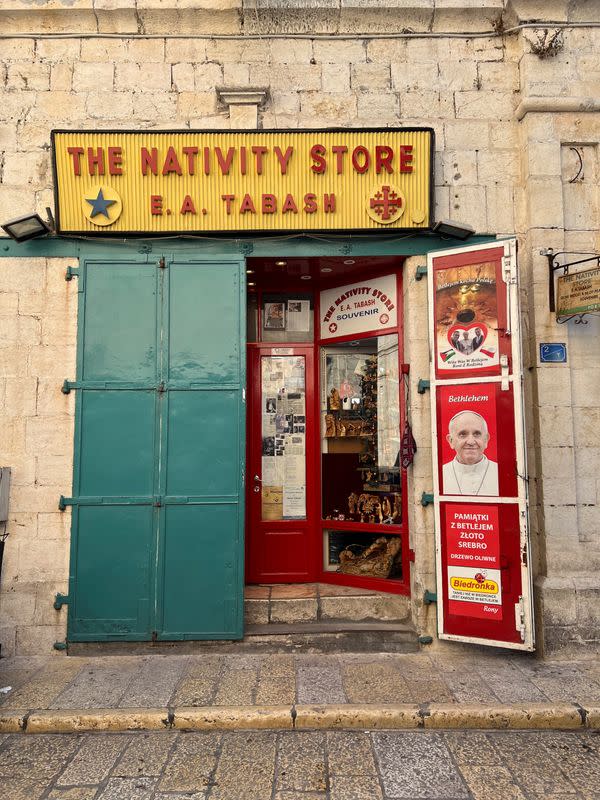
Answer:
245, 344, 318, 583
245, 266, 411, 596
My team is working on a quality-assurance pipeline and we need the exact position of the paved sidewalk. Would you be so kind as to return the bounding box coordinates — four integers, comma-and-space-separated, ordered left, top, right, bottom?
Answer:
1, 650, 600, 733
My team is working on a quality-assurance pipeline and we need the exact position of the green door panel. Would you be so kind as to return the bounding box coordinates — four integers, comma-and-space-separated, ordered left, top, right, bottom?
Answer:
68, 254, 245, 642
160, 504, 238, 637
165, 390, 240, 497
168, 261, 241, 384
82, 261, 157, 382
69, 505, 154, 638
78, 390, 156, 497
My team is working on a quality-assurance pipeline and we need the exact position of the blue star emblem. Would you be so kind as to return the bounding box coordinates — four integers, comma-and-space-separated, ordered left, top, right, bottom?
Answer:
86, 188, 116, 219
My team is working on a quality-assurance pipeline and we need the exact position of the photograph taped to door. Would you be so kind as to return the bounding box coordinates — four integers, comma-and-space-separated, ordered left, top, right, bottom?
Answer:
432, 246, 510, 379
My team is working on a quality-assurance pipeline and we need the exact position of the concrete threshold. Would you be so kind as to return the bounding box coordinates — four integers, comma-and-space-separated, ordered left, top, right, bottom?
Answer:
2, 703, 598, 734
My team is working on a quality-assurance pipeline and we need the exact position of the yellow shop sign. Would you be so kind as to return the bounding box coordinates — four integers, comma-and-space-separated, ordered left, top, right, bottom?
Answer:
52, 129, 433, 234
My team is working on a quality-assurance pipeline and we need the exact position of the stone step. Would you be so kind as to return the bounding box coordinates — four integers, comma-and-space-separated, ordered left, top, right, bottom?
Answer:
245, 590, 411, 627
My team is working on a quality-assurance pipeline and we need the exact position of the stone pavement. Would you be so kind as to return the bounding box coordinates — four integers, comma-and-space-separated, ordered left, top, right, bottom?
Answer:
2, 729, 600, 799
1, 650, 600, 733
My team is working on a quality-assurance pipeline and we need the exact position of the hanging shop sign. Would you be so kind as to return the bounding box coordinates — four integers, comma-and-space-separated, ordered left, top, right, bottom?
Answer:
51, 129, 433, 235
556, 266, 600, 318
319, 273, 397, 340
428, 239, 534, 651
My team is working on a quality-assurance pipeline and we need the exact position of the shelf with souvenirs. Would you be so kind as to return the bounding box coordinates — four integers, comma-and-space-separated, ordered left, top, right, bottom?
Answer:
321, 336, 402, 527
323, 528, 403, 580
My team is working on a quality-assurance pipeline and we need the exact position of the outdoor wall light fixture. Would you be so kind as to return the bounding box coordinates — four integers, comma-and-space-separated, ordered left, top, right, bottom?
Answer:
1, 212, 53, 243
432, 219, 475, 240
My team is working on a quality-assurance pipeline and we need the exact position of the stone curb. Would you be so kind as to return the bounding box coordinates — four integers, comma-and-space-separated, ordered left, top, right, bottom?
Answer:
0, 704, 598, 734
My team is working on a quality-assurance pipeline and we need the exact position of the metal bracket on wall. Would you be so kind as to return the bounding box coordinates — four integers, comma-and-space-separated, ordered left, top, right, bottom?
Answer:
58, 496, 75, 511
53, 641, 68, 651
65, 267, 80, 281
61, 380, 81, 394
423, 590, 437, 605
417, 379, 430, 394
421, 492, 434, 506
418, 635, 434, 644
54, 593, 70, 610
415, 265, 428, 281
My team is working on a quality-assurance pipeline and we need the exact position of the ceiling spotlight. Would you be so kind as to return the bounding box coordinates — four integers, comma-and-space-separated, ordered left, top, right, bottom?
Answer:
1, 212, 53, 243
246, 268, 255, 274
432, 219, 475, 240
343, 259, 355, 265
300, 275, 311, 280
320, 267, 333, 273
275, 260, 287, 266
248, 281, 256, 287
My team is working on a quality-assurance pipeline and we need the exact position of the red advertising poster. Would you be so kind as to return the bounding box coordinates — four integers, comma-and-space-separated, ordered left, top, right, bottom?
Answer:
437, 382, 518, 499
432, 247, 509, 379
440, 501, 524, 644
445, 504, 502, 620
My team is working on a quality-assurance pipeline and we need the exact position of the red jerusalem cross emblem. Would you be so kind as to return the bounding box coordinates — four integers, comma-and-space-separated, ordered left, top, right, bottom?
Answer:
366, 184, 406, 225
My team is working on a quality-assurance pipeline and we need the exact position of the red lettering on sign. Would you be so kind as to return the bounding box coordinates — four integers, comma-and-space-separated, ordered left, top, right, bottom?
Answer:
252, 146, 268, 174
162, 146, 182, 176
240, 193, 256, 214
400, 145, 413, 173
182, 147, 198, 175
375, 145, 394, 174
262, 194, 277, 214
107, 147, 122, 175
221, 194, 235, 215
351, 146, 370, 174
332, 145, 348, 174
240, 146, 247, 176
67, 147, 84, 176
180, 195, 196, 215
282, 194, 298, 214
310, 144, 327, 174
215, 147, 235, 175
150, 195, 162, 215
303, 193, 317, 213
141, 147, 158, 176
324, 193, 336, 213
87, 147, 105, 176
274, 146, 293, 175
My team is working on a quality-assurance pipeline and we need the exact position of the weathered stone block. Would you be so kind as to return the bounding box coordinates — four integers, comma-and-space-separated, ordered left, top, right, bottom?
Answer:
351, 63, 390, 91
270, 38, 312, 63
455, 90, 516, 120
6, 62, 50, 92
25, 416, 73, 457
270, 598, 318, 623
73, 62, 115, 92
194, 62, 224, 90
165, 39, 207, 63
81, 39, 127, 62
115, 62, 171, 92
313, 40, 366, 63
301, 92, 357, 119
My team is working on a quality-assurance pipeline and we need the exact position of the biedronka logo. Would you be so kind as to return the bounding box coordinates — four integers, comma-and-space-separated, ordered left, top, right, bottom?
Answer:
449, 576, 499, 594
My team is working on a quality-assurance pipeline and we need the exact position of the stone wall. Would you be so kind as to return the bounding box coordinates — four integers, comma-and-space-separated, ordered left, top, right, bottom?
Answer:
0, 257, 75, 656
0, 0, 599, 654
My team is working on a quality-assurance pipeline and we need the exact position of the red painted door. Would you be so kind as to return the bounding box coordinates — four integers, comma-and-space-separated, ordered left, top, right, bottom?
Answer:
246, 345, 316, 583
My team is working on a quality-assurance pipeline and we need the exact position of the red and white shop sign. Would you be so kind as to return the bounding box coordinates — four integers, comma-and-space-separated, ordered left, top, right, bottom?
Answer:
445, 504, 502, 620
428, 240, 534, 652
319, 274, 397, 340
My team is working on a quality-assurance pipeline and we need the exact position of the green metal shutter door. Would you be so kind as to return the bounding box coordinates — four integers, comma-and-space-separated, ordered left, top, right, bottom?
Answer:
67, 255, 245, 641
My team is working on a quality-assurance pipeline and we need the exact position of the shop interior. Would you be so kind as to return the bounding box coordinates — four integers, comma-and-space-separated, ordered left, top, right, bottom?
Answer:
245, 256, 409, 594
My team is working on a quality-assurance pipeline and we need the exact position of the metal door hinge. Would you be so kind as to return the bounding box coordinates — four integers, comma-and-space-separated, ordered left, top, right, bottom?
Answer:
421, 491, 434, 507
53, 641, 68, 651
423, 590, 437, 605
58, 495, 75, 511
62, 380, 81, 394
417, 378, 430, 394
408, 548, 416, 562
54, 593, 70, 610
158, 257, 166, 269
157, 382, 166, 393
415, 265, 427, 281
65, 266, 80, 281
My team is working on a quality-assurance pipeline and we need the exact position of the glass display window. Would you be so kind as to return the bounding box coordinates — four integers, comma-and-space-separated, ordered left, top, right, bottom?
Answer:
321, 334, 401, 524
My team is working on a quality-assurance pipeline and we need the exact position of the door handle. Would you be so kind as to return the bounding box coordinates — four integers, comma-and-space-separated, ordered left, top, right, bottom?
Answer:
254, 474, 262, 482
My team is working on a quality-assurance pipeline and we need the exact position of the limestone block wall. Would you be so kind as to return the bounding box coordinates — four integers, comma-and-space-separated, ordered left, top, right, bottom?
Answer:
0, 256, 75, 656
0, 0, 598, 654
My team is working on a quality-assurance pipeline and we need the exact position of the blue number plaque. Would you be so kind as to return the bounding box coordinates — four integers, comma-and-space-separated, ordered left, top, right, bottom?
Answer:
539, 343, 567, 363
